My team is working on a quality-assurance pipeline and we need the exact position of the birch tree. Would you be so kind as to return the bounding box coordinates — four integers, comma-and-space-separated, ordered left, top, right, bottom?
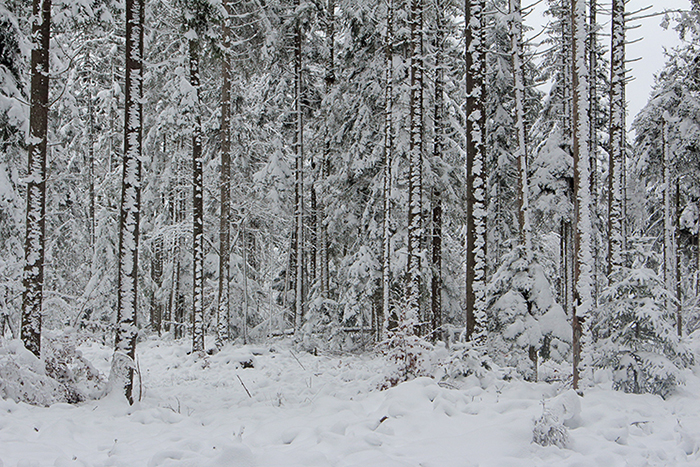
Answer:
21, 0, 51, 357
112, 0, 144, 404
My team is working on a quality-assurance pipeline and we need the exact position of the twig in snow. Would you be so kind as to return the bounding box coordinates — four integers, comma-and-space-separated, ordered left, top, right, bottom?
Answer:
290, 350, 306, 370
237, 374, 252, 398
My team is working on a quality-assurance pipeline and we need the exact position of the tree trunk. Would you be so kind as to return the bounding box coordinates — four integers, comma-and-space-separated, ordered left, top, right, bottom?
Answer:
217, 0, 232, 348
676, 179, 682, 337
190, 39, 205, 353
381, 0, 393, 339
663, 118, 673, 303
321, 0, 334, 299
406, 0, 424, 332
571, 0, 592, 391
88, 89, 96, 266
112, 0, 144, 404
293, 0, 304, 334
607, 0, 624, 277
21, 0, 51, 358
465, 0, 487, 341
151, 235, 164, 334
589, 0, 598, 306
430, 0, 445, 343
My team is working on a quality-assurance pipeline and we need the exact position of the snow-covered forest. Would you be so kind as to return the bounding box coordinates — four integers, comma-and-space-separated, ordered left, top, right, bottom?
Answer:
2, 0, 700, 464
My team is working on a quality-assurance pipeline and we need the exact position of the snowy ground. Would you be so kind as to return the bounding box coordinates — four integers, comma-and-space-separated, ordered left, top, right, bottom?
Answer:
2, 336, 700, 466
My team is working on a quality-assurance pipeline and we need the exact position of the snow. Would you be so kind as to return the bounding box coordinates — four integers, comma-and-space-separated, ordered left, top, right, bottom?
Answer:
3, 337, 700, 466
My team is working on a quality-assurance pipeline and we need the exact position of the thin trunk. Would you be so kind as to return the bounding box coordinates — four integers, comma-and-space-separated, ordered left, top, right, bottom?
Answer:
88, 91, 96, 265
21, 0, 51, 358
571, 0, 592, 391
406, 0, 423, 330
589, 0, 598, 306
510, 0, 530, 256
151, 235, 164, 334
320, 0, 333, 299
676, 180, 682, 337
190, 40, 205, 353
465, 0, 487, 341
217, 0, 232, 348
294, 0, 304, 333
382, 0, 393, 339
431, 0, 444, 343
607, 0, 624, 277
112, 0, 144, 404
243, 229, 249, 344
663, 119, 673, 300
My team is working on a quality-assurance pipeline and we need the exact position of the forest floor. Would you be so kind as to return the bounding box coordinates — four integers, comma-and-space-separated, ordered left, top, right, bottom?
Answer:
2, 334, 700, 466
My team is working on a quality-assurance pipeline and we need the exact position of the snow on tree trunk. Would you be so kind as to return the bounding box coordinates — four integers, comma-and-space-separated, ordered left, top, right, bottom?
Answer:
663, 117, 673, 309
217, 0, 232, 348
607, 0, 624, 277
112, 0, 144, 405
571, 0, 592, 390
319, 0, 334, 300
465, 0, 487, 341
382, 0, 394, 339
405, 0, 423, 331
510, 0, 530, 256
151, 235, 164, 334
293, 0, 304, 334
88, 90, 96, 265
430, 0, 445, 343
21, 0, 51, 358
190, 39, 205, 354
588, 0, 599, 306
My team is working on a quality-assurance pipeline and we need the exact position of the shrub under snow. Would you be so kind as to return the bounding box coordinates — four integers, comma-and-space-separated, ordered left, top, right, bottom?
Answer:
0, 333, 106, 406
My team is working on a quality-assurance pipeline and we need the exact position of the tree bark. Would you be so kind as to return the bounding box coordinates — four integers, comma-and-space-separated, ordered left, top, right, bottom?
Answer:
112, 0, 144, 404
293, 0, 304, 334
21, 0, 51, 358
381, 0, 393, 339
217, 0, 232, 348
607, 0, 624, 277
589, 0, 599, 306
190, 39, 205, 353
465, 0, 487, 341
676, 179, 682, 337
571, 0, 592, 391
430, 0, 445, 343
320, 0, 334, 299
406, 0, 424, 331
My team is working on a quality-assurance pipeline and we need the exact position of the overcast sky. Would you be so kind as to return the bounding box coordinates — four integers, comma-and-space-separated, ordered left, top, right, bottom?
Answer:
526, 0, 690, 133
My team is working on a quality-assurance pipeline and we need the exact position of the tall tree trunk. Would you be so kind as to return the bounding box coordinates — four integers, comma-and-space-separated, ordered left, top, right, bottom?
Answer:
465, 0, 487, 341
663, 118, 673, 302
510, 0, 530, 255
190, 40, 205, 353
112, 0, 144, 404
607, 0, 624, 277
217, 0, 232, 348
88, 90, 96, 266
430, 0, 445, 343
21, 0, 51, 358
293, 0, 304, 333
406, 0, 423, 331
571, 0, 592, 391
589, 0, 599, 306
381, 0, 393, 339
321, 0, 334, 299
676, 180, 682, 336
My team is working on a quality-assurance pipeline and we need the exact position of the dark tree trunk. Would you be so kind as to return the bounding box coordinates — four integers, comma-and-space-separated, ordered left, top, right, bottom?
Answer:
113, 0, 144, 404
381, 0, 394, 339
190, 39, 205, 353
465, 0, 487, 341
293, 0, 304, 333
21, 0, 51, 358
217, 0, 232, 348
430, 0, 445, 343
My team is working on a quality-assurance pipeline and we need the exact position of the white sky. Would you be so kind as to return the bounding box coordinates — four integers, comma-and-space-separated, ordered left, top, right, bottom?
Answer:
525, 0, 690, 132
